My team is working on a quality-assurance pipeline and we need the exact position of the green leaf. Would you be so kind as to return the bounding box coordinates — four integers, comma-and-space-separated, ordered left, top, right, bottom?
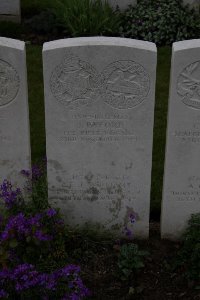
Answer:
9, 239, 18, 248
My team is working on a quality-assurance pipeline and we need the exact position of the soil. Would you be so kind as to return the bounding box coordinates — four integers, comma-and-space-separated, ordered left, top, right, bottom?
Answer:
71, 222, 200, 300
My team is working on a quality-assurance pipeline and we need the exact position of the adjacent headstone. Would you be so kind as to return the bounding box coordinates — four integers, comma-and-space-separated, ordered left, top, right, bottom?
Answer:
0, 0, 21, 22
161, 40, 200, 240
0, 37, 31, 189
183, 0, 200, 12
107, 0, 137, 10
43, 37, 157, 238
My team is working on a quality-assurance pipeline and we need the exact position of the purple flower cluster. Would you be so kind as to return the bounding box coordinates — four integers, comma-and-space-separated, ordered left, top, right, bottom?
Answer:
0, 263, 90, 299
129, 213, 136, 224
0, 210, 55, 243
123, 212, 137, 238
0, 180, 21, 209
21, 160, 46, 182
46, 208, 57, 218
0, 171, 89, 299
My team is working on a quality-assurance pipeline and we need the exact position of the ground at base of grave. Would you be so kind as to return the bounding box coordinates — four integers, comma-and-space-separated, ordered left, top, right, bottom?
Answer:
72, 222, 199, 300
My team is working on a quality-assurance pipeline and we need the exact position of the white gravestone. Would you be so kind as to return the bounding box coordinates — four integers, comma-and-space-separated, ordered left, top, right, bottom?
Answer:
0, 37, 31, 189
0, 0, 21, 22
162, 40, 200, 239
107, 0, 137, 10
43, 37, 157, 238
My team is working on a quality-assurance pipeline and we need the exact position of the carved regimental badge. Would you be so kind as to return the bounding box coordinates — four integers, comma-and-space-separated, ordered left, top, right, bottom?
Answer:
50, 53, 150, 110
177, 61, 200, 109
103, 60, 150, 109
0, 60, 20, 106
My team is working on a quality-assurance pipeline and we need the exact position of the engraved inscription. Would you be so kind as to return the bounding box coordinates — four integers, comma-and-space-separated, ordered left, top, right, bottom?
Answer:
173, 130, 200, 143
50, 52, 150, 110
58, 112, 138, 144
177, 61, 200, 109
172, 116, 200, 144
0, 60, 20, 106
49, 172, 140, 225
170, 177, 200, 202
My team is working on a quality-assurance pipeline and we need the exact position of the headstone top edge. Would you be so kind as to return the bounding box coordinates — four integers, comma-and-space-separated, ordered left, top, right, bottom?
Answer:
173, 39, 200, 52
43, 37, 156, 52
0, 37, 24, 50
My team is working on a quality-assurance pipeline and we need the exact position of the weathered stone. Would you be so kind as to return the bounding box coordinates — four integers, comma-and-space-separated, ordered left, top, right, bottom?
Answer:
107, 0, 137, 10
0, 37, 31, 189
0, 0, 20, 22
183, 0, 200, 12
43, 37, 157, 238
161, 40, 200, 240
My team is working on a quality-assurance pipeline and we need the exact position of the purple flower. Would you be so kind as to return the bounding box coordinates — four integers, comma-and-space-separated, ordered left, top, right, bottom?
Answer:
0, 263, 90, 298
20, 169, 31, 178
29, 213, 42, 226
61, 265, 80, 276
0, 213, 30, 241
129, 213, 136, 224
0, 180, 21, 209
10, 264, 41, 292
0, 289, 8, 298
21, 164, 44, 182
124, 226, 132, 237
34, 230, 53, 241
32, 165, 43, 181
46, 208, 57, 218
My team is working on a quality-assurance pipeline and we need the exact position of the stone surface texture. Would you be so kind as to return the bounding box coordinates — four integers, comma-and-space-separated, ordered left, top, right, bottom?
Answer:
183, 0, 200, 11
107, 0, 137, 10
0, 37, 31, 189
162, 39, 200, 240
43, 37, 157, 238
0, 0, 20, 22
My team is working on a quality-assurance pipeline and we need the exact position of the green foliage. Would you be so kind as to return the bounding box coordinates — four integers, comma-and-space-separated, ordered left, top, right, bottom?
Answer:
21, 0, 55, 17
0, 21, 25, 39
177, 213, 200, 282
25, 10, 58, 34
0, 163, 69, 269
118, 243, 148, 281
50, 0, 121, 37
120, 0, 200, 45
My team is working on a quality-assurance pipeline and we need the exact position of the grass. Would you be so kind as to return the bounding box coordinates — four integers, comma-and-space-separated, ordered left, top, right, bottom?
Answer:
24, 44, 171, 216
151, 46, 171, 217
26, 45, 46, 161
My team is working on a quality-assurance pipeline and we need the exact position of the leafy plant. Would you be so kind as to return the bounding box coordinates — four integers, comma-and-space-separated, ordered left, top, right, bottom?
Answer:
176, 213, 200, 282
50, 0, 122, 37
25, 10, 58, 34
117, 243, 148, 281
0, 163, 90, 299
120, 0, 200, 45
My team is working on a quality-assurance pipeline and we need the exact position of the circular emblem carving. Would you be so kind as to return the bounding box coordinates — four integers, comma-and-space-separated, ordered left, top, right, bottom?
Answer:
0, 60, 20, 106
50, 53, 103, 110
50, 54, 150, 110
177, 61, 200, 109
102, 60, 150, 109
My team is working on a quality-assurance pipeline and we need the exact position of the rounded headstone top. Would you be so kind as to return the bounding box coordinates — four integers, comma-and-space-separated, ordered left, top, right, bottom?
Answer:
0, 37, 24, 50
43, 37, 157, 52
173, 39, 200, 52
